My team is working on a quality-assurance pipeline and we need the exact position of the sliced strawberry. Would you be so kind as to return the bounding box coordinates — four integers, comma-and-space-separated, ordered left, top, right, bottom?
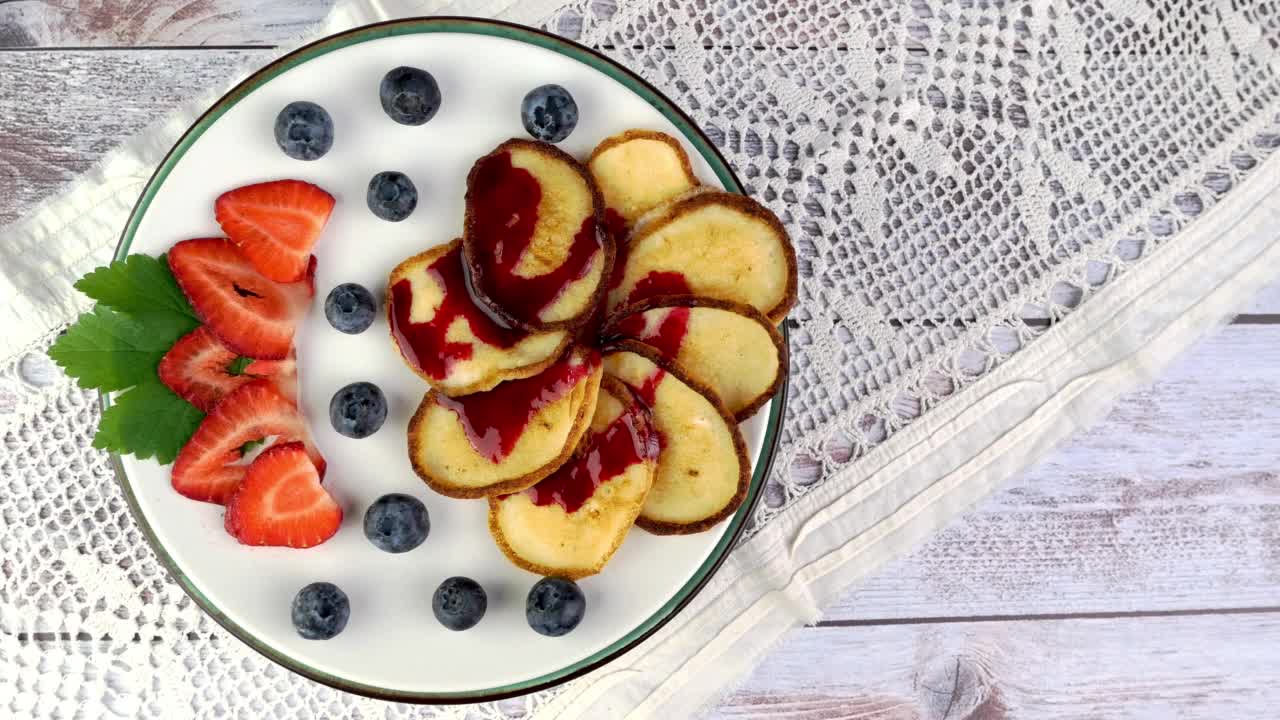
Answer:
224, 442, 341, 548
168, 238, 313, 360
171, 380, 325, 503
245, 353, 298, 402
215, 180, 334, 283
158, 327, 254, 412
158, 328, 298, 411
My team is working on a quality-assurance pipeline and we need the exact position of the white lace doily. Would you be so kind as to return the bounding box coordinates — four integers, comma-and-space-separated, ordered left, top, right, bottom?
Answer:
5, 0, 1280, 717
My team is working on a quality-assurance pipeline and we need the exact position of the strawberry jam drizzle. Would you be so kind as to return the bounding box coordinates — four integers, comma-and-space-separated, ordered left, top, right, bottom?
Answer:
527, 397, 659, 513
469, 152, 602, 322
611, 307, 691, 358
603, 208, 628, 245
633, 370, 665, 407
625, 271, 690, 305
436, 352, 598, 463
389, 245, 527, 380
631, 369, 668, 451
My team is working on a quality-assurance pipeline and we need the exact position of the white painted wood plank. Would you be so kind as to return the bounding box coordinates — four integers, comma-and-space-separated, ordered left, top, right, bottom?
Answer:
1241, 282, 1280, 315
0, 1, 332, 47
0, 0, 850, 49
708, 612, 1280, 719
0, 49, 266, 228
823, 325, 1280, 622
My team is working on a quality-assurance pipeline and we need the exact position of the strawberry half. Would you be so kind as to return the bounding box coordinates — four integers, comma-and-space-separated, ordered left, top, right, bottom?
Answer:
224, 442, 341, 548
215, 179, 334, 283
171, 380, 325, 504
169, 238, 313, 360
158, 327, 256, 412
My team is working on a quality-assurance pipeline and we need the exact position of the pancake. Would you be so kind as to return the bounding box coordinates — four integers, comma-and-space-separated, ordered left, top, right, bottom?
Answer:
408, 348, 602, 498
603, 296, 786, 421
603, 342, 750, 534
489, 376, 659, 578
463, 139, 612, 331
387, 239, 571, 396
605, 191, 798, 324
588, 130, 699, 234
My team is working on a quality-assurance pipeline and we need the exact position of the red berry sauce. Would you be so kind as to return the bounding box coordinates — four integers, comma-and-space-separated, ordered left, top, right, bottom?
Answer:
603, 207, 628, 245
527, 392, 660, 513
389, 244, 527, 381
625, 271, 690, 305
609, 306, 691, 358
436, 351, 598, 463
467, 151, 602, 324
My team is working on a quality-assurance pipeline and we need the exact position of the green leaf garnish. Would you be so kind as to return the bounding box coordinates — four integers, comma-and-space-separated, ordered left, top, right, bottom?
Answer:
52, 254, 210, 462
49, 305, 199, 392
74, 253, 197, 321
93, 380, 205, 464
239, 437, 266, 456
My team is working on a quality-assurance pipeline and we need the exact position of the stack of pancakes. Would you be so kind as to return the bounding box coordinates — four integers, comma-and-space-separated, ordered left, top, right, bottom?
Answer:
388, 131, 796, 578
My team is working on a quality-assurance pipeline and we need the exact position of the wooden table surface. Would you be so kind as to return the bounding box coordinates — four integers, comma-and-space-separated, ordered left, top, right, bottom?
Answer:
4, 4, 1280, 718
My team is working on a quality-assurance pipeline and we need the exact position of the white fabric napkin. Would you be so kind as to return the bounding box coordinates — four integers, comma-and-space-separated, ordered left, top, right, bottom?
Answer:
5, 2, 1280, 718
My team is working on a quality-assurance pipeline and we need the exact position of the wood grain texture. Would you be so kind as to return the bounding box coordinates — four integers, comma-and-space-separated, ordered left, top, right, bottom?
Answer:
0, 1, 331, 47
0, 49, 266, 227
823, 325, 1280, 622
0, 0, 847, 49
1241, 282, 1280, 315
709, 612, 1280, 720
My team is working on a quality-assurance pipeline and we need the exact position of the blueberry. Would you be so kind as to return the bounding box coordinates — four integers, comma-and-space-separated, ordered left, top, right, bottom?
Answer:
367, 171, 418, 222
432, 577, 487, 631
363, 493, 430, 553
274, 101, 333, 161
329, 382, 387, 439
291, 582, 349, 640
380, 66, 441, 126
520, 85, 578, 143
324, 283, 377, 334
526, 577, 585, 637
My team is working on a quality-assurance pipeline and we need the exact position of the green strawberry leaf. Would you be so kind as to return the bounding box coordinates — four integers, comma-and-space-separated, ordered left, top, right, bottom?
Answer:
94, 380, 205, 465
49, 305, 199, 391
227, 356, 254, 376
58, 254, 246, 463
75, 253, 197, 321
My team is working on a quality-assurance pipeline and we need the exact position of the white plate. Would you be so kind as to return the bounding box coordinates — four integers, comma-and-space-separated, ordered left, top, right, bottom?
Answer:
110, 18, 783, 702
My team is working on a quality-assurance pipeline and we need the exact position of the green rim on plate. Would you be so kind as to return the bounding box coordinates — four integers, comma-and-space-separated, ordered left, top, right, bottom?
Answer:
107, 16, 787, 704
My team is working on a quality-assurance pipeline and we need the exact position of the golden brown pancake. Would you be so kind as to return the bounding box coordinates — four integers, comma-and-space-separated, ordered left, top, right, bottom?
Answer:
387, 239, 571, 396
588, 130, 699, 230
605, 191, 798, 324
603, 342, 750, 534
463, 139, 613, 331
408, 348, 602, 499
603, 295, 786, 421
488, 377, 659, 578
